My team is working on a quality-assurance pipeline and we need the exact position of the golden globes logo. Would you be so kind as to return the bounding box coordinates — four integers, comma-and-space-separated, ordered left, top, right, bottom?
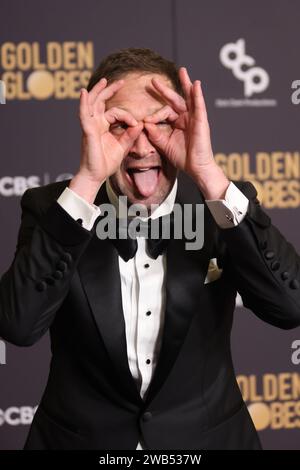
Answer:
0, 41, 94, 100
215, 151, 300, 208
237, 373, 300, 431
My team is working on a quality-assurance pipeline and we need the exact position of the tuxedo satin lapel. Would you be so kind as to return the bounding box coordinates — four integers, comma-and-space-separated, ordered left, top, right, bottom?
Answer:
144, 174, 216, 405
78, 185, 143, 406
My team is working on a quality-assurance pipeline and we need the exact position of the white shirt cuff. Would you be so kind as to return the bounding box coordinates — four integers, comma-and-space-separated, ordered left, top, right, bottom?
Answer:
57, 187, 101, 231
205, 182, 249, 229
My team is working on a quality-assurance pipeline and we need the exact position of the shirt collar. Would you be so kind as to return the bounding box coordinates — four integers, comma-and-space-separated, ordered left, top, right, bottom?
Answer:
105, 177, 178, 220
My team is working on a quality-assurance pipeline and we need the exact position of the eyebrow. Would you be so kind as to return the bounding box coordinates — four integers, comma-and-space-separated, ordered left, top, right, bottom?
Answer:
113, 105, 164, 117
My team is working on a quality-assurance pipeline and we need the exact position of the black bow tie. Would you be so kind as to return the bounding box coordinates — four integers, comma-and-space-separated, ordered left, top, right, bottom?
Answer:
105, 213, 174, 262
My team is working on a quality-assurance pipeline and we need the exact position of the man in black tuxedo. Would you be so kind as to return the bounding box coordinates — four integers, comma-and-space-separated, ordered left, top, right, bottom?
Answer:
1, 48, 300, 450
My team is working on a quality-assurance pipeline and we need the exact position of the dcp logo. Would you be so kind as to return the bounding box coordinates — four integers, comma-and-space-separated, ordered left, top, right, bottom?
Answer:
220, 39, 269, 97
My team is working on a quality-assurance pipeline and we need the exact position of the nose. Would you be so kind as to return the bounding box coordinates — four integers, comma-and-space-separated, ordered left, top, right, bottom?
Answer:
128, 128, 156, 159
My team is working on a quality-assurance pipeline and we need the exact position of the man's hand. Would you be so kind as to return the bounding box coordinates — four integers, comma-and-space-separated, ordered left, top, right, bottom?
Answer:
70, 78, 143, 204
144, 68, 230, 200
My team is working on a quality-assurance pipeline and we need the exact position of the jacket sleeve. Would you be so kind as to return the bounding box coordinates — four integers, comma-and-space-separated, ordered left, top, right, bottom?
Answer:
220, 181, 300, 330
0, 186, 95, 346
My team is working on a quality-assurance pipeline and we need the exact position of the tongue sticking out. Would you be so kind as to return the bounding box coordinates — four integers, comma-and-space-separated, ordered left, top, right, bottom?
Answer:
131, 169, 159, 198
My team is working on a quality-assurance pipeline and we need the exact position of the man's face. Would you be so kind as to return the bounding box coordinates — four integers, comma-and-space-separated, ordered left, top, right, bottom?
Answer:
106, 72, 177, 207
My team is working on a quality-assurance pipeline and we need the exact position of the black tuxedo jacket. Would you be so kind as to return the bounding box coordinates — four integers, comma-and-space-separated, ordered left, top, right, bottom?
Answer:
1, 174, 300, 450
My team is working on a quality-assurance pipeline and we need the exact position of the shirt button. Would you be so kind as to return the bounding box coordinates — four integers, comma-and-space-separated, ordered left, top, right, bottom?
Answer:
281, 271, 289, 281
271, 261, 280, 271
144, 263, 150, 269
146, 311, 152, 316
61, 252, 72, 265
290, 279, 300, 290
45, 276, 55, 286
146, 359, 151, 364
142, 412, 152, 422
35, 281, 47, 292
56, 260, 67, 272
265, 251, 275, 260
53, 270, 64, 280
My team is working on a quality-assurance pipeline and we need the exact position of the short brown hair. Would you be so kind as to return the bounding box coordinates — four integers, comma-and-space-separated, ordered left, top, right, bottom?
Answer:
87, 47, 183, 95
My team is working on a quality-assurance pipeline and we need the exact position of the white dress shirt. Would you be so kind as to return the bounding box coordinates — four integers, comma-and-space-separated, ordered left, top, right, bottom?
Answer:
57, 178, 249, 449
